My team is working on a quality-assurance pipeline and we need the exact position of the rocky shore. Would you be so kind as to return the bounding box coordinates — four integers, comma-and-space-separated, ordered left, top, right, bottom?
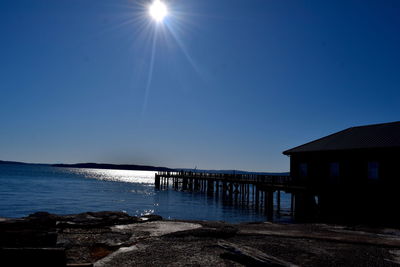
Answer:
1, 211, 400, 266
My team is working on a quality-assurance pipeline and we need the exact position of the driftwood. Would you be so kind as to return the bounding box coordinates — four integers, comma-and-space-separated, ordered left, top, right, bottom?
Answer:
239, 229, 400, 248
66, 264, 94, 267
217, 240, 297, 267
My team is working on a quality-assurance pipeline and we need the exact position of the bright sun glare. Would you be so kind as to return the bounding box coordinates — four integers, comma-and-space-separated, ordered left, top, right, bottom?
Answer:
149, 0, 168, 22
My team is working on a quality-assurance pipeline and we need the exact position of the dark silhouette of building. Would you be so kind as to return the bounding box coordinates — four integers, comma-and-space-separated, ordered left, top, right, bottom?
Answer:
283, 121, 400, 224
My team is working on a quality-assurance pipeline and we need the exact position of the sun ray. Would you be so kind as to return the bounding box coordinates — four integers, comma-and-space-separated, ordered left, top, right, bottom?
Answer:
88, 0, 206, 115
164, 23, 205, 81
141, 28, 158, 115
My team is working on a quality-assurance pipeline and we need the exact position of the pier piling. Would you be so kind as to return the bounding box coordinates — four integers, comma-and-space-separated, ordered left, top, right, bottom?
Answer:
154, 171, 307, 221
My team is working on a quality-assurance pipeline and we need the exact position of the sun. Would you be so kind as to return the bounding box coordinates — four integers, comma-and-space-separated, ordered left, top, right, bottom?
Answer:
149, 0, 168, 22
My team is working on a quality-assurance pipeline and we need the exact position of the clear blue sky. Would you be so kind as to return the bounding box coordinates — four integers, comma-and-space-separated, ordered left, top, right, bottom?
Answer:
1, 0, 399, 172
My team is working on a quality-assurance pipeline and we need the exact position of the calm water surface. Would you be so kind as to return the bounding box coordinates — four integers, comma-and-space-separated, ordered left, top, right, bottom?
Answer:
0, 164, 291, 223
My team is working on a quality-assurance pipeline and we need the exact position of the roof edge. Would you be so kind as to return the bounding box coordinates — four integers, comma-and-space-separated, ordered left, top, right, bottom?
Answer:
282, 127, 352, 155
282, 121, 400, 155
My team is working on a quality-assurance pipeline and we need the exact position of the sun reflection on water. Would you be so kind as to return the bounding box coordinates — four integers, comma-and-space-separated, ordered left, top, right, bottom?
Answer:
64, 168, 157, 185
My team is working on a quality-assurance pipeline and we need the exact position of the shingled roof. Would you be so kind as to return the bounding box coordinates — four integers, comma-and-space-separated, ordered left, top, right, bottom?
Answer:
283, 121, 400, 155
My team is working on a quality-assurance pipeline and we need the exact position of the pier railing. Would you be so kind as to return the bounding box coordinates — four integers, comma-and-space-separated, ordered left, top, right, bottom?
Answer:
155, 171, 311, 221
156, 171, 292, 186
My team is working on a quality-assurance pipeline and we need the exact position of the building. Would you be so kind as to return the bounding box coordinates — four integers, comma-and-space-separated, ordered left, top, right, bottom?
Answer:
283, 121, 400, 224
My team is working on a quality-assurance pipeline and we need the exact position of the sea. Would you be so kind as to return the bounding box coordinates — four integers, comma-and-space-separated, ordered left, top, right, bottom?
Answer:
0, 163, 292, 223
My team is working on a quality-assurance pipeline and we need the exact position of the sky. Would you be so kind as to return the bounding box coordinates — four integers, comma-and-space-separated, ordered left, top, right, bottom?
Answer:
0, 0, 399, 172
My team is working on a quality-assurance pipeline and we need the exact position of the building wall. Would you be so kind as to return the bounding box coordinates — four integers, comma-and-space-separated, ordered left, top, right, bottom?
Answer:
289, 147, 399, 188
288, 148, 400, 224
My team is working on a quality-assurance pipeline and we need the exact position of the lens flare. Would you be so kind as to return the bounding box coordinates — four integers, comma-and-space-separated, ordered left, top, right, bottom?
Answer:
149, 0, 168, 22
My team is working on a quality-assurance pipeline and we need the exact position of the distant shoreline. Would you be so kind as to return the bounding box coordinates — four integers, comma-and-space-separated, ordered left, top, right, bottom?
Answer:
0, 160, 289, 176
52, 162, 173, 172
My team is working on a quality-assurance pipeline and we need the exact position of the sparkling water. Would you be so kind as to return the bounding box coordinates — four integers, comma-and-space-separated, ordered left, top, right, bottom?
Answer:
0, 163, 292, 223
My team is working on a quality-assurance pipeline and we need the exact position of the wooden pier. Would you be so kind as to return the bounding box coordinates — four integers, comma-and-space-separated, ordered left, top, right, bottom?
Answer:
155, 171, 312, 221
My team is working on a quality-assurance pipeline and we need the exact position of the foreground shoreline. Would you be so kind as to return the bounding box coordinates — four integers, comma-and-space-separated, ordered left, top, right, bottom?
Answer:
1, 211, 400, 266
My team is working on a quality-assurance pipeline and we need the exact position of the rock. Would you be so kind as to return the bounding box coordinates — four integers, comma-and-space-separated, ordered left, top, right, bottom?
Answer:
26, 212, 60, 228
218, 240, 297, 267
0, 230, 58, 247
138, 214, 163, 222
0, 212, 59, 247
57, 211, 140, 228
2, 211, 400, 266
163, 225, 238, 239
0, 247, 66, 267
0, 212, 58, 231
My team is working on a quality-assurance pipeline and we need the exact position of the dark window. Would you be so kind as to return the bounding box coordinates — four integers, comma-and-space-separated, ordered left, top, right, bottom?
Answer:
330, 162, 340, 177
299, 163, 308, 177
368, 162, 379, 180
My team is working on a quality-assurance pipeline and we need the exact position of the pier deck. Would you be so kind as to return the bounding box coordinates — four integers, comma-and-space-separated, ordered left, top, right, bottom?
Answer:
155, 171, 306, 191
155, 171, 312, 221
